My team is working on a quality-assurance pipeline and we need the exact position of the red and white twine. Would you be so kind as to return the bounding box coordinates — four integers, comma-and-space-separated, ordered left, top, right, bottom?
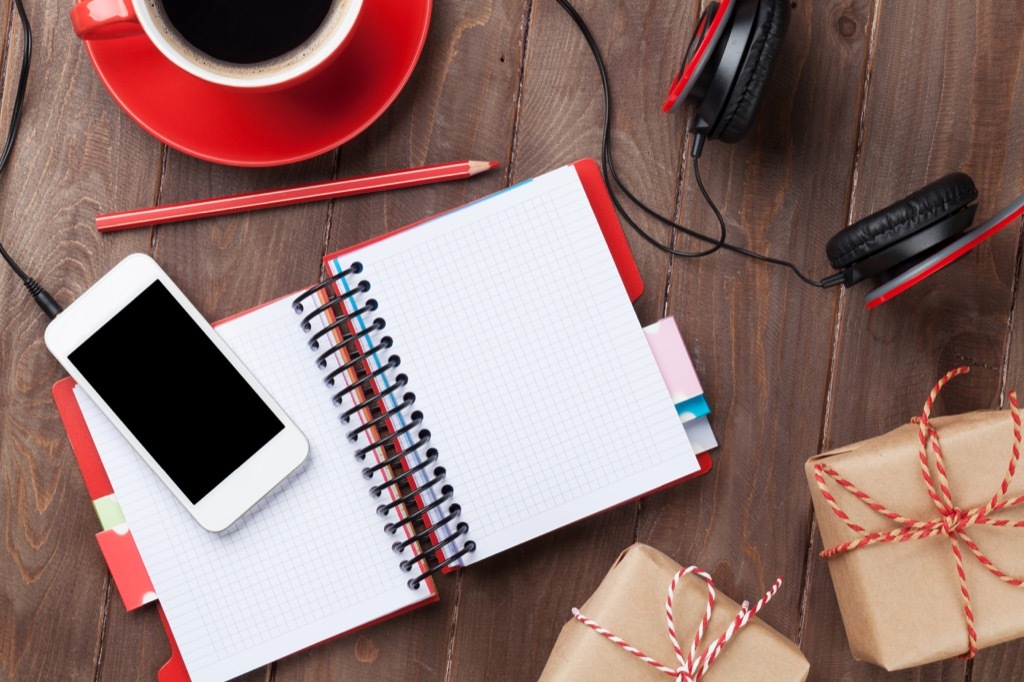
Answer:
571, 566, 782, 681
814, 366, 1024, 659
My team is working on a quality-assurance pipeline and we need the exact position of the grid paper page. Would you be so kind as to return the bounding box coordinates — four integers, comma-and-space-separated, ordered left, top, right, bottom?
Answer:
327, 164, 699, 564
76, 297, 431, 682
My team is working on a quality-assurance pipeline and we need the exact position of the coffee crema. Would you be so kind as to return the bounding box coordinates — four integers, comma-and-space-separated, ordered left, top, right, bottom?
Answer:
147, 0, 351, 79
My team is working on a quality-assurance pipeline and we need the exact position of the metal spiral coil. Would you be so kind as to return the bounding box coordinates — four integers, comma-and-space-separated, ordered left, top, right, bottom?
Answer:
292, 263, 475, 590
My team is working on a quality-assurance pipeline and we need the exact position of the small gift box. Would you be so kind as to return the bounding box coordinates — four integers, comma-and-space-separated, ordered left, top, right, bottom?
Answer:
806, 367, 1024, 670
539, 544, 810, 681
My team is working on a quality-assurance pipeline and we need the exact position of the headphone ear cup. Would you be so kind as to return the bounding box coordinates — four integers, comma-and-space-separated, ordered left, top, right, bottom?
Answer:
826, 173, 979, 270
712, 0, 789, 143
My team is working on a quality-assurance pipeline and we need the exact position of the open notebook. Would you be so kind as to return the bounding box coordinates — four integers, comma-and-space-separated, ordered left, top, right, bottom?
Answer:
55, 160, 701, 682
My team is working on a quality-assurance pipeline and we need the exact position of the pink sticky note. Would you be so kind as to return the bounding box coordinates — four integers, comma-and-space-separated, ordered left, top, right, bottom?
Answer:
644, 317, 703, 404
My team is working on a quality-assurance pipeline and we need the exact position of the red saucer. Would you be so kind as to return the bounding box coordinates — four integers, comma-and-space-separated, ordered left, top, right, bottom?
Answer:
84, 0, 432, 167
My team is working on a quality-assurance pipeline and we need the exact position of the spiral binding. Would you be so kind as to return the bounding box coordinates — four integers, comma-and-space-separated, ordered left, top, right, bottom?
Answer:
292, 262, 475, 589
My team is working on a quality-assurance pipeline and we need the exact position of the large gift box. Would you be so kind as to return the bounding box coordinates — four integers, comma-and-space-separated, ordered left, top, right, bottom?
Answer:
539, 544, 810, 681
806, 368, 1024, 670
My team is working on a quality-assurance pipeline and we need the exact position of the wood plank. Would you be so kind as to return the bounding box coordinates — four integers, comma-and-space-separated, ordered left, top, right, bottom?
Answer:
802, 1, 1024, 679
982, 261, 1024, 681
970, 639, 1024, 682
97, 593, 268, 682
95, 586, 168, 682
631, 0, 875, 658
322, 0, 533, 251
445, 0, 696, 678
273, 1, 534, 679
0, 1, 164, 680
150, 151, 335, 315
501, 0, 687, 326
982, 53, 1024, 677
272, 586, 457, 681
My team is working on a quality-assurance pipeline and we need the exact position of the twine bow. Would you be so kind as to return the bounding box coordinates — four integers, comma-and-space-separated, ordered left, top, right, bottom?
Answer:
571, 566, 782, 681
814, 366, 1024, 659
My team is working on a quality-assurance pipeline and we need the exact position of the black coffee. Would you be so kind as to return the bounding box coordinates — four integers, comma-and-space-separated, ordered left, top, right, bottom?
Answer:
161, 0, 335, 65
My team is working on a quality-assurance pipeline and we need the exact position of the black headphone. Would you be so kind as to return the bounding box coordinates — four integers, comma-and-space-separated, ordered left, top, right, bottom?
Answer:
558, 0, 1024, 308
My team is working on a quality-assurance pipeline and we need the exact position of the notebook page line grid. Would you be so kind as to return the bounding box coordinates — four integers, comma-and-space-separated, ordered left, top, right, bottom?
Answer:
325, 168, 624, 561
327, 163, 698, 565
80, 298, 429, 682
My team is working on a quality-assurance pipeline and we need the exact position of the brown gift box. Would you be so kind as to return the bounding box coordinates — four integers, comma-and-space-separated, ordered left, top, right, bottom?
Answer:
539, 544, 810, 681
805, 409, 1024, 670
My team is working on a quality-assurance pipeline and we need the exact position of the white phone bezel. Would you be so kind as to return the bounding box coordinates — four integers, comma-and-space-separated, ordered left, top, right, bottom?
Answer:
44, 253, 309, 532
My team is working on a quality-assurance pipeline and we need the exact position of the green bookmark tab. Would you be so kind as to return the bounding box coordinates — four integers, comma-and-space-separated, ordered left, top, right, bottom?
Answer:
93, 495, 126, 531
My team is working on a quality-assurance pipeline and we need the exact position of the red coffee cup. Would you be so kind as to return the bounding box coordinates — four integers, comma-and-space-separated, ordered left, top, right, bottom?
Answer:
71, 0, 364, 90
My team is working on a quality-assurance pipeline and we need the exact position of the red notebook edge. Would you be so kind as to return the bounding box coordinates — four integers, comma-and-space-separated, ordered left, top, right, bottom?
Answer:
571, 158, 645, 301
54, 377, 114, 500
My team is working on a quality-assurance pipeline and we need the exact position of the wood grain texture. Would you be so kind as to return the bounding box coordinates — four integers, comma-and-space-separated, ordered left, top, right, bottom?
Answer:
982, 20, 1024, 677
0, 0, 162, 680
635, 0, 874, 654
979, 66, 1024, 682
323, 0, 531, 253
96, 592, 208, 682
984, 197, 1024, 677
150, 151, 336, 316
506, 0, 691, 326
3, 0, 1024, 680
802, 1, 1024, 679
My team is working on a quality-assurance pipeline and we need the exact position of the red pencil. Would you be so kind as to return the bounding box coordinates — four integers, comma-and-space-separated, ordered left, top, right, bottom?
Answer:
96, 160, 501, 233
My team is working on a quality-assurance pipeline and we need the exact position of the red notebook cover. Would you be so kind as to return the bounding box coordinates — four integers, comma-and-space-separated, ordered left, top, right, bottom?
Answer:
51, 158, 711, 681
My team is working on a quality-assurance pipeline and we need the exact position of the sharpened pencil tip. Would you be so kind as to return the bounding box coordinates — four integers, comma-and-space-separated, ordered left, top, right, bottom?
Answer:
468, 160, 501, 176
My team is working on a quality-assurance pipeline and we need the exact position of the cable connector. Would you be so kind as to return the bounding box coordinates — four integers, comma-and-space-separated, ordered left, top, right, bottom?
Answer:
691, 133, 707, 159
24, 277, 62, 319
818, 273, 846, 289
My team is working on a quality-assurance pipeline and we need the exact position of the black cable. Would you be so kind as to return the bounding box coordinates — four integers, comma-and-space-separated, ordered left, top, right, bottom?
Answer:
0, 0, 31, 277
0, 0, 61, 319
555, 0, 837, 289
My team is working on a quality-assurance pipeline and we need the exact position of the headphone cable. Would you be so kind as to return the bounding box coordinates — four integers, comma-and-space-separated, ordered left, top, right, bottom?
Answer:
555, 0, 841, 289
0, 0, 62, 319
4, 0, 836, 315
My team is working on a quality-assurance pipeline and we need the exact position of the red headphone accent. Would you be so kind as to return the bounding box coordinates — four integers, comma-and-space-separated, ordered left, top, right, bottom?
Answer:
662, 0, 735, 112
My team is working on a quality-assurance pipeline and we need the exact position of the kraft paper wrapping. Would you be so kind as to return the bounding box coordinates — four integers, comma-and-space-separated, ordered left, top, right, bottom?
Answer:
806, 410, 1024, 670
539, 544, 810, 681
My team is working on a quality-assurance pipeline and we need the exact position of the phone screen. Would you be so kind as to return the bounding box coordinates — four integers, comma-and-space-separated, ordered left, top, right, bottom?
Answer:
68, 281, 284, 504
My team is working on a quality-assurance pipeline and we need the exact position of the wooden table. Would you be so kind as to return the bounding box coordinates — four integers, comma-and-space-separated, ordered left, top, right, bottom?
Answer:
3, 1, 1024, 680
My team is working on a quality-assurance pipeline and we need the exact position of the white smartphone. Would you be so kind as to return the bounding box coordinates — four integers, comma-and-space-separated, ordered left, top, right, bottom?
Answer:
45, 253, 308, 532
